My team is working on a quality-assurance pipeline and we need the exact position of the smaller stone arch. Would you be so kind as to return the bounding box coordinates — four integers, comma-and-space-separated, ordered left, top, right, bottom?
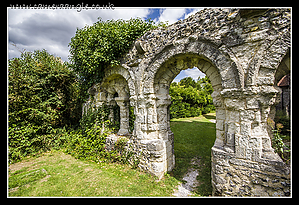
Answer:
103, 66, 136, 96
83, 71, 133, 136
101, 74, 131, 136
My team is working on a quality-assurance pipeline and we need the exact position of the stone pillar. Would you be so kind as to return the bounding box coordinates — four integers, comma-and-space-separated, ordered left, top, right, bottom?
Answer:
107, 93, 116, 123
156, 94, 175, 172
211, 87, 290, 196
115, 97, 130, 136
108, 100, 116, 123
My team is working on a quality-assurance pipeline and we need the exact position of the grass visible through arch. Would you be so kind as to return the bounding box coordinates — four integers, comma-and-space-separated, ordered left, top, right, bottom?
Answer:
169, 113, 216, 196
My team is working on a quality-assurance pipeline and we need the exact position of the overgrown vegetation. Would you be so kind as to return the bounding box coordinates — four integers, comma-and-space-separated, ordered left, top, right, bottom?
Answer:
64, 105, 136, 166
169, 76, 215, 119
8, 50, 78, 163
8, 17, 160, 164
267, 110, 291, 164
68, 17, 161, 102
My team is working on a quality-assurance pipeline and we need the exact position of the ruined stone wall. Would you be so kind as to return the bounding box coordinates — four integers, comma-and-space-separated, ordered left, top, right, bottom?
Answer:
83, 8, 291, 196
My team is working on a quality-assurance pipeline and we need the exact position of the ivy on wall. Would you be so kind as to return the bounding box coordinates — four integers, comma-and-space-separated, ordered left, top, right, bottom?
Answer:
68, 18, 161, 102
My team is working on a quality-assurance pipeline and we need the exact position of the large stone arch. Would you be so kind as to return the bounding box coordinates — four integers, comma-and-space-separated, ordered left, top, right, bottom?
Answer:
83, 8, 291, 196
150, 52, 227, 172
142, 39, 244, 95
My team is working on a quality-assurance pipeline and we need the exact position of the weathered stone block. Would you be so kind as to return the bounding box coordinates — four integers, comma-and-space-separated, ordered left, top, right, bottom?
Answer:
216, 119, 224, 131
224, 98, 243, 110
147, 139, 164, 151
240, 121, 251, 136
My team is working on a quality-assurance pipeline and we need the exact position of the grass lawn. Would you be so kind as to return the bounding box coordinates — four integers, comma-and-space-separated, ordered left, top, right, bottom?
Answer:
8, 113, 216, 197
8, 151, 179, 197
169, 113, 216, 196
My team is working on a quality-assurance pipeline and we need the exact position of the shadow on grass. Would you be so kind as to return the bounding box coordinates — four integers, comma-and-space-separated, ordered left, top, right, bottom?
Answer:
202, 113, 216, 120
169, 119, 216, 196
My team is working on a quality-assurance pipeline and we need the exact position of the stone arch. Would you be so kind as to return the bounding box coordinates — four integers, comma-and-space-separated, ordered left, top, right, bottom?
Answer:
142, 39, 244, 95
102, 66, 136, 97
100, 73, 130, 136
152, 52, 227, 172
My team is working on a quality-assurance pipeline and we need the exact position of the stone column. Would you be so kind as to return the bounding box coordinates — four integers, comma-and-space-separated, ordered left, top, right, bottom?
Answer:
156, 94, 175, 172
115, 97, 130, 136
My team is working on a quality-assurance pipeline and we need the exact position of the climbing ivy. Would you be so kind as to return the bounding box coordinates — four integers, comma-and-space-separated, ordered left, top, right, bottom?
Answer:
68, 18, 159, 102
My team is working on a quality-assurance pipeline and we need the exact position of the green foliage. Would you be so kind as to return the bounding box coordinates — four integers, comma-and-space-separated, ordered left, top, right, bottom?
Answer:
64, 105, 136, 165
274, 110, 290, 135
267, 117, 290, 164
68, 17, 157, 101
8, 50, 78, 163
9, 50, 78, 127
169, 76, 215, 119
8, 125, 67, 163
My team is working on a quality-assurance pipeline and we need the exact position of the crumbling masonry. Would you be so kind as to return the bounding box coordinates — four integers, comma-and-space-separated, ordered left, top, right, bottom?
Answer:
84, 8, 291, 196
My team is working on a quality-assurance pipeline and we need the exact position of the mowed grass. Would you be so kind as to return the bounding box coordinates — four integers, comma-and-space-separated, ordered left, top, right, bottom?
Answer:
8, 151, 179, 197
169, 113, 216, 196
8, 113, 216, 197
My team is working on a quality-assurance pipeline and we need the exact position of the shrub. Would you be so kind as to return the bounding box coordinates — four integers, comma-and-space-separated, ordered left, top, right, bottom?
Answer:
8, 50, 78, 163
64, 105, 136, 165
8, 125, 68, 163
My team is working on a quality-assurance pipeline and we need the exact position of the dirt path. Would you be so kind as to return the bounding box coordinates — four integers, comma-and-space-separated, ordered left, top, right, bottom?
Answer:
173, 157, 201, 197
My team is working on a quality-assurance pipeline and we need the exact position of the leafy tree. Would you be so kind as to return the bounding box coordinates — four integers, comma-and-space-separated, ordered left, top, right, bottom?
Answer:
8, 50, 78, 162
197, 76, 213, 95
179, 77, 196, 88
169, 76, 215, 119
68, 17, 158, 102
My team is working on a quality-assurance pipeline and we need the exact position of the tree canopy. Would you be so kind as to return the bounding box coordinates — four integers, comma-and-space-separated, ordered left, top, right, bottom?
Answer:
169, 76, 214, 119
68, 17, 159, 101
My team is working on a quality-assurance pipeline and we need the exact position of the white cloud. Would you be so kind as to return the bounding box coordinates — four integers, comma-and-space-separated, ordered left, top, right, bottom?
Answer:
184, 67, 206, 80
172, 67, 206, 83
8, 8, 203, 62
154, 8, 187, 25
8, 8, 150, 61
154, 8, 203, 25
183, 8, 203, 19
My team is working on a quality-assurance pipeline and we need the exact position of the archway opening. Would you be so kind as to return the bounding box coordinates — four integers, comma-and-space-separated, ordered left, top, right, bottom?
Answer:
100, 74, 133, 136
268, 50, 291, 164
153, 53, 224, 195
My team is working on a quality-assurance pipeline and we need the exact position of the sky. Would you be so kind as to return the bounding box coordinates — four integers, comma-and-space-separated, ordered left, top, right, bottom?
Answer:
8, 7, 205, 82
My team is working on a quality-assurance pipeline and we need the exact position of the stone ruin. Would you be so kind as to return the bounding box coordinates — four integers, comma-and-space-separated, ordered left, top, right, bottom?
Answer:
83, 8, 291, 196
